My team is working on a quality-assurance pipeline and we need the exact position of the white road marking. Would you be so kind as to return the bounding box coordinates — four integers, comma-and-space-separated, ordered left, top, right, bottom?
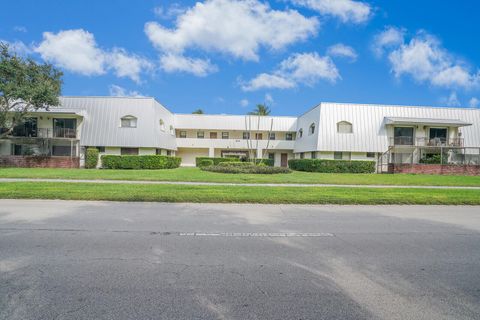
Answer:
178, 232, 334, 237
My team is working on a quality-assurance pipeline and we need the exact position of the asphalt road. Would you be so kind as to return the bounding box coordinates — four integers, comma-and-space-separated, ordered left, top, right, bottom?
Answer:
1, 200, 479, 320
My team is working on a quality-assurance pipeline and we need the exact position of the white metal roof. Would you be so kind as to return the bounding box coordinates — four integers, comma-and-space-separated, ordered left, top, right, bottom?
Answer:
174, 114, 297, 132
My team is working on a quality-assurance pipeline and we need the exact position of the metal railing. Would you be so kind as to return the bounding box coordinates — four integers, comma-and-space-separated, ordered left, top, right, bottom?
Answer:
390, 137, 464, 147
10, 128, 77, 139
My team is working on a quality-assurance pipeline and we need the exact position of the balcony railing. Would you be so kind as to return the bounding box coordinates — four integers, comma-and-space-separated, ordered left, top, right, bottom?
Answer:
10, 128, 77, 139
390, 137, 464, 147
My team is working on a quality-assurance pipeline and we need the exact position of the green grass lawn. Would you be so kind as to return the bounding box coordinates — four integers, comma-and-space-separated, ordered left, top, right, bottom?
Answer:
0, 182, 479, 204
1, 167, 480, 186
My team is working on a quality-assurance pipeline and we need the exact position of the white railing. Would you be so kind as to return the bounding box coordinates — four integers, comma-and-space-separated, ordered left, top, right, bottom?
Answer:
176, 138, 295, 150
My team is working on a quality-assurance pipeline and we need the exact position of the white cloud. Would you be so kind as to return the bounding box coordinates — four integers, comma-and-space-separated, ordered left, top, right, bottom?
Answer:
0, 39, 32, 56
242, 73, 295, 91
13, 26, 27, 33
469, 97, 479, 108
372, 26, 405, 57
145, 0, 318, 62
242, 52, 340, 91
159, 54, 217, 76
109, 85, 145, 97
240, 99, 249, 107
264, 93, 274, 105
375, 29, 480, 90
327, 43, 357, 61
153, 4, 186, 19
35, 29, 152, 82
440, 92, 460, 107
290, 0, 371, 23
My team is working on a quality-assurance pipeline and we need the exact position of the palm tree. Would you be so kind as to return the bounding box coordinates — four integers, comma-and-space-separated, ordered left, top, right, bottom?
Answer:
248, 104, 271, 116
192, 108, 204, 114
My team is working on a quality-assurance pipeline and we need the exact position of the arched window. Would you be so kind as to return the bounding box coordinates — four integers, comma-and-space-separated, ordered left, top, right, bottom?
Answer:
121, 115, 137, 128
309, 123, 315, 135
298, 128, 303, 138
337, 121, 352, 134
159, 119, 165, 131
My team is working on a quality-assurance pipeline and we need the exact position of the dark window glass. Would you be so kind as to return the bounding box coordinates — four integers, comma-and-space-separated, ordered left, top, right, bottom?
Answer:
269, 132, 275, 140
53, 118, 77, 138
197, 131, 204, 138
52, 146, 72, 156
366, 152, 375, 158
268, 153, 275, 160
97, 146, 105, 153
12, 118, 37, 137
393, 127, 414, 145
311, 152, 317, 159
243, 132, 250, 139
334, 152, 342, 160
286, 133, 293, 140
179, 131, 187, 138
222, 132, 229, 139
300, 152, 304, 159
120, 148, 139, 155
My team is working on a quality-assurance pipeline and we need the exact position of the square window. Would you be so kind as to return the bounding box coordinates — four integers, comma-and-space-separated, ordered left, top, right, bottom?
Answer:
243, 132, 250, 139
311, 152, 317, 159
286, 133, 293, 141
197, 131, 204, 139
179, 131, 187, 138
97, 146, 105, 153
268, 152, 275, 160
269, 132, 275, 140
334, 152, 342, 160
222, 132, 229, 139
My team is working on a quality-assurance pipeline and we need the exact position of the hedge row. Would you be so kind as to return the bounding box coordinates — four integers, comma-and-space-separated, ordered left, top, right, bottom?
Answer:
85, 148, 99, 169
195, 157, 239, 167
102, 155, 181, 169
202, 162, 290, 174
195, 157, 274, 167
288, 159, 375, 173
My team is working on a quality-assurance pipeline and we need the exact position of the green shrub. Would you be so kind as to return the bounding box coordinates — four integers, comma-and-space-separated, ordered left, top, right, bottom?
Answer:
202, 164, 290, 174
419, 153, 445, 164
195, 157, 238, 167
254, 159, 274, 166
217, 161, 254, 168
102, 155, 181, 169
288, 159, 375, 173
85, 148, 99, 169
198, 159, 214, 167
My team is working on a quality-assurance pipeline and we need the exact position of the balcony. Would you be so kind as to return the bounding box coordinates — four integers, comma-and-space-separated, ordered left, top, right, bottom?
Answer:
10, 128, 77, 139
176, 138, 296, 150
389, 137, 464, 147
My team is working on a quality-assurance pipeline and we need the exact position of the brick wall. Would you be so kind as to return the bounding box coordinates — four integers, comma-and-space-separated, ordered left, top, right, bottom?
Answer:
0, 156, 80, 168
390, 163, 480, 175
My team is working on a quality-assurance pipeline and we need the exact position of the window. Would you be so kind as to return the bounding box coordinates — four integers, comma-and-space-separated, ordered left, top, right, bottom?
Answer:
334, 152, 351, 160
243, 132, 250, 139
156, 149, 163, 155
311, 152, 317, 159
54, 118, 77, 138
337, 121, 352, 134
167, 150, 172, 156
300, 152, 304, 159
210, 132, 217, 139
298, 129, 303, 138
268, 152, 275, 160
169, 125, 174, 134
269, 132, 276, 140
222, 132, 229, 139
393, 127, 414, 145
12, 117, 37, 137
97, 146, 105, 153
179, 131, 187, 138
159, 119, 165, 131
52, 145, 72, 156
121, 148, 139, 155
286, 133, 293, 141
366, 152, 375, 158
121, 115, 137, 128
197, 131, 204, 139
255, 133, 263, 140
309, 123, 315, 135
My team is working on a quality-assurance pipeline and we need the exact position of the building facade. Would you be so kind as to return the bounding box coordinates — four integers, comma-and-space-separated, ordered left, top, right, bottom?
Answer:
1, 97, 480, 169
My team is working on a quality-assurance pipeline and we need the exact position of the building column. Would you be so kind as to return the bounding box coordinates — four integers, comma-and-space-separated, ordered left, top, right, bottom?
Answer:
209, 147, 215, 158
256, 148, 263, 159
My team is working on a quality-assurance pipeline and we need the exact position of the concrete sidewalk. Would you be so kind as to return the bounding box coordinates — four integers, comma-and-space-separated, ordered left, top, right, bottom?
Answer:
1, 177, 480, 189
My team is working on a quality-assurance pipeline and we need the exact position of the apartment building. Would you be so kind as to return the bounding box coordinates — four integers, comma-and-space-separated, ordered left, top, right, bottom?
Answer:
1, 96, 480, 169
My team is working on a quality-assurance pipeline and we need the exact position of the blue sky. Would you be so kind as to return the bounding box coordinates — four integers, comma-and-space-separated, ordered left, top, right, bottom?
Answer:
1, 0, 479, 115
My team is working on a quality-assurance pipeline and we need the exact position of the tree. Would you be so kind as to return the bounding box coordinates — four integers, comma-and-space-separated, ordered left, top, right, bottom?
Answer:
0, 42, 63, 138
248, 104, 271, 116
192, 108, 204, 114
